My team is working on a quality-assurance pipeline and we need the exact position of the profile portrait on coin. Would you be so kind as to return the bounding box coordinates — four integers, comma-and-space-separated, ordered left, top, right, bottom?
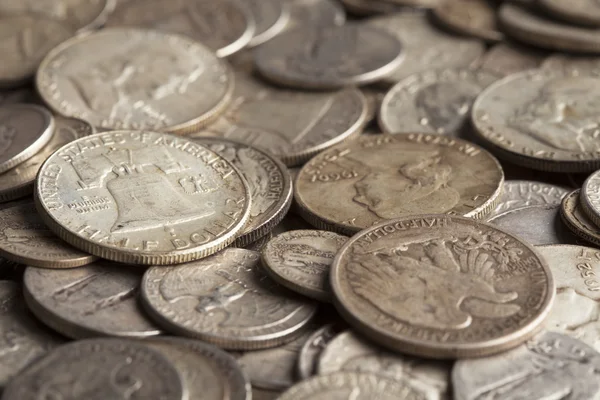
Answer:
273, 243, 334, 274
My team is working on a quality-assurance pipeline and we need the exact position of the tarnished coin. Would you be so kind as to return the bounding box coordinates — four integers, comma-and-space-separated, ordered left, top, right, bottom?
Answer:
433, 0, 503, 42
318, 331, 451, 399
245, 0, 290, 47
286, 0, 346, 29
542, 54, 600, 77
141, 248, 318, 350
499, 3, 600, 54
0, 117, 92, 203
253, 388, 280, 400
295, 134, 503, 235
479, 42, 547, 77
581, 169, 600, 228
254, 24, 403, 89
0, 15, 75, 88
261, 230, 348, 302
107, 0, 254, 58
1, 338, 185, 400
331, 215, 555, 358
452, 332, 600, 400
0, 200, 96, 269
0, 281, 64, 387
539, 0, 600, 27
34, 131, 251, 265
538, 245, 600, 352
36, 28, 234, 133
147, 337, 251, 400
488, 180, 569, 219
472, 69, 600, 172
24, 261, 162, 339
0, 104, 54, 174
195, 137, 293, 247
278, 372, 428, 400
561, 190, 600, 247
365, 14, 485, 85
297, 324, 341, 380
379, 69, 498, 136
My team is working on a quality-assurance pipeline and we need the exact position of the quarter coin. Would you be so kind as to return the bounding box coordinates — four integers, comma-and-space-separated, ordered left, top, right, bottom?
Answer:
141, 248, 318, 350
538, 0, 600, 28
36, 28, 234, 133
331, 215, 555, 358
24, 261, 163, 339
479, 42, 547, 77
34, 131, 251, 265
560, 189, 600, 247
433, 0, 503, 42
295, 134, 503, 235
297, 323, 341, 380
488, 180, 569, 219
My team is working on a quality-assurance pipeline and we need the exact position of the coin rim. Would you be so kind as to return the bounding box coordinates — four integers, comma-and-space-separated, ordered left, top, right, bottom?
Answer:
560, 189, 600, 247
247, 0, 292, 47
432, 0, 504, 42
537, 0, 600, 28
580, 171, 600, 228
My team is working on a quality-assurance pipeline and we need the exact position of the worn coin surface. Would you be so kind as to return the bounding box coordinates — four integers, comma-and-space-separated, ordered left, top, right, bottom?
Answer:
539, 0, 600, 27
297, 324, 341, 380
479, 42, 547, 77
245, 0, 290, 47
0, 117, 92, 203
34, 131, 251, 265
318, 330, 451, 399
253, 388, 280, 400
147, 337, 250, 400
561, 190, 600, 247
542, 54, 600, 76
472, 69, 600, 172
107, 0, 254, 58
331, 215, 555, 358
0, 200, 96, 269
0, 104, 54, 174
141, 248, 318, 350
0, 281, 64, 387
254, 24, 403, 89
278, 371, 428, 400
295, 134, 503, 235
581, 170, 600, 228
452, 331, 600, 400
195, 137, 293, 247
488, 180, 569, 219
24, 261, 162, 339
499, 3, 600, 54
1, 338, 185, 400
379, 69, 498, 136
433, 0, 503, 42
261, 230, 348, 302
366, 14, 485, 85
36, 28, 233, 133
286, 0, 346, 30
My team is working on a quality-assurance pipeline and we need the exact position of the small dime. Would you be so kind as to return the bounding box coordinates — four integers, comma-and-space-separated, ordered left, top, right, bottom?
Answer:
261, 230, 348, 302
286, 0, 346, 29
147, 337, 250, 400
452, 332, 600, 400
34, 131, 250, 265
539, 0, 600, 27
0, 104, 54, 174
472, 69, 600, 172
106, 0, 254, 58
318, 331, 451, 399
488, 180, 570, 219
295, 134, 503, 235
254, 24, 403, 89
36, 28, 233, 133
278, 372, 428, 400
538, 245, 600, 351
365, 14, 485, 85
195, 137, 293, 247
246, 0, 290, 47
297, 324, 341, 380
0, 281, 64, 387
433, 0, 503, 42
560, 190, 600, 247
331, 215, 555, 358
479, 42, 547, 77
141, 248, 318, 350
582, 170, 600, 227
0, 117, 92, 203
542, 54, 600, 76
24, 261, 162, 339
379, 69, 499, 136
499, 3, 600, 53
0, 200, 96, 268
1, 338, 185, 400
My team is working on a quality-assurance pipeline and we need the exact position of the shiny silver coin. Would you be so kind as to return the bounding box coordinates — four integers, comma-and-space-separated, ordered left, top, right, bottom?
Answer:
487, 180, 570, 219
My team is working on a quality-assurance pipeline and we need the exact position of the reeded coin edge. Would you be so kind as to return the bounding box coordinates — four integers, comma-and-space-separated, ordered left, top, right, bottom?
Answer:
580, 173, 600, 229
0, 245, 96, 269
559, 190, 600, 247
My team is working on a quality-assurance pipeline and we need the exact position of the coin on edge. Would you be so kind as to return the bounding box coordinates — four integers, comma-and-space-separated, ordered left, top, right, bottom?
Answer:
538, 0, 600, 28
261, 230, 348, 302
141, 248, 318, 350
1, 338, 186, 400
433, 0, 503, 42
561, 190, 600, 247
36, 28, 234, 133
254, 24, 403, 89
581, 170, 600, 228
245, 0, 290, 47
479, 42, 548, 77
295, 134, 504, 235
488, 180, 569, 219
196, 137, 293, 247
331, 215, 555, 358
297, 323, 342, 380
472, 69, 600, 172
34, 131, 251, 265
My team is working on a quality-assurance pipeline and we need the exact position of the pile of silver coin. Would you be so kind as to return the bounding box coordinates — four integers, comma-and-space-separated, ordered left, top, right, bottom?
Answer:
2, 0, 600, 398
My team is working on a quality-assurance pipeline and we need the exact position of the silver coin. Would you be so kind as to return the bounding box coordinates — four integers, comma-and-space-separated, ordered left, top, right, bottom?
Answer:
141, 248, 318, 350
297, 324, 341, 380
539, 0, 600, 28
452, 331, 600, 400
487, 180, 570, 219
318, 331, 451, 400
245, 0, 291, 47
1, 338, 186, 400
242, 232, 273, 253
253, 388, 280, 400
479, 42, 548, 77
24, 261, 162, 339
560, 189, 600, 247
286, 0, 346, 30
0, 280, 64, 387
581, 170, 600, 227
542, 53, 600, 77
146, 337, 251, 400
379, 68, 499, 136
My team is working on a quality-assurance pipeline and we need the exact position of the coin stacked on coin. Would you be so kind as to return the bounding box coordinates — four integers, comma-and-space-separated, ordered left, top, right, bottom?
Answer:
2, 0, 600, 398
